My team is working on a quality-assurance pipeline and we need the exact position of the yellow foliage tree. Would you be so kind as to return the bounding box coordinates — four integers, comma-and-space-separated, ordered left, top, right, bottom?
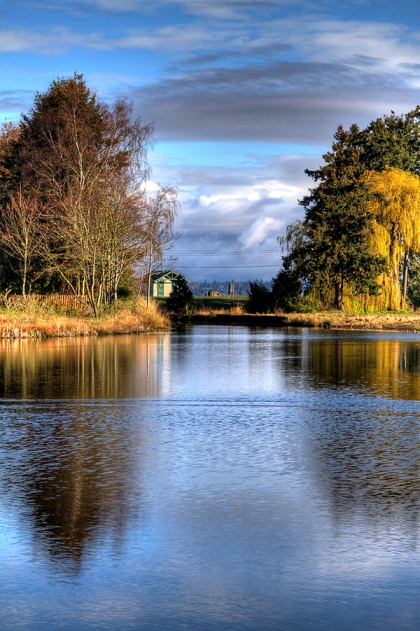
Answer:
362, 167, 420, 310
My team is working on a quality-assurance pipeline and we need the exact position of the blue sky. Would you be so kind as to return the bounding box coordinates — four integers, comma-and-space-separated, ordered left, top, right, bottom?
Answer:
2, 0, 420, 280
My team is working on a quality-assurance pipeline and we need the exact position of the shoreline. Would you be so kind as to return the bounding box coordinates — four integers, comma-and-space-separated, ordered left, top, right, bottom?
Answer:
190, 312, 420, 331
2, 309, 420, 339
0, 318, 170, 339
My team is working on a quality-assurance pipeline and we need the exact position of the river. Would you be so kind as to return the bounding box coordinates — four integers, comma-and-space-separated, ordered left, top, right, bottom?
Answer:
0, 326, 419, 630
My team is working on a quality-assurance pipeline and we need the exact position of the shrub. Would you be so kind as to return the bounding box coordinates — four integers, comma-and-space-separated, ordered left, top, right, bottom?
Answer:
166, 276, 196, 315
272, 268, 302, 312
246, 282, 273, 313
289, 296, 322, 313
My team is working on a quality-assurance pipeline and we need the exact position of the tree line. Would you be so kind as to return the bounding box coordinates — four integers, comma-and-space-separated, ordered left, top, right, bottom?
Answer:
271, 108, 420, 312
189, 279, 272, 296
0, 74, 178, 316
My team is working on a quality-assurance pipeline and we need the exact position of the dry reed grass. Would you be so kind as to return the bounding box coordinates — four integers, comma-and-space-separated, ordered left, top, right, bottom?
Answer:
285, 313, 327, 328
193, 308, 420, 331
195, 304, 245, 317
0, 297, 169, 338
282, 311, 420, 331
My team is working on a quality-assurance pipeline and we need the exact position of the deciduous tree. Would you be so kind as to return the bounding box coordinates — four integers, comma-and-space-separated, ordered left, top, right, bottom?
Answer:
1, 74, 156, 314
140, 185, 179, 308
362, 167, 420, 309
0, 189, 43, 298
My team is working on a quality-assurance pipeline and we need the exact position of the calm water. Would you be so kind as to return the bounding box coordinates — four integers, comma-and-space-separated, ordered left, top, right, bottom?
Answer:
0, 325, 420, 630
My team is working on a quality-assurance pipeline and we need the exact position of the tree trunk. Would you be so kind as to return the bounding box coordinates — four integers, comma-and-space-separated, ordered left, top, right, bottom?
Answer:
22, 258, 27, 302
146, 245, 153, 309
389, 222, 399, 309
147, 272, 151, 308
334, 276, 344, 311
402, 249, 409, 303
114, 275, 118, 304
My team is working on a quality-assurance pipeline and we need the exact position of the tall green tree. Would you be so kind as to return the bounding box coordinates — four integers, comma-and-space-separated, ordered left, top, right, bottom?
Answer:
359, 107, 420, 174
281, 125, 387, 310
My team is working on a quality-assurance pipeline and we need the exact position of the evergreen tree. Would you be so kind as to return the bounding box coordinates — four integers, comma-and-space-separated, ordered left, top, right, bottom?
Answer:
359, 108, 420, 174
271, 266, 301, 312
281, 125, 387, 310
166, 276, 196, 315
246, 281, 272, 313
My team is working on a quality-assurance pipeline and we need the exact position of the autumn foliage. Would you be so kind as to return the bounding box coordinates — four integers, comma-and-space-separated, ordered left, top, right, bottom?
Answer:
0, 74, 178, 316
280, 109, 420, 312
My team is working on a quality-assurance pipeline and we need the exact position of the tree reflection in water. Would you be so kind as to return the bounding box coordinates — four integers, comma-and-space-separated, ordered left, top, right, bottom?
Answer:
277, 332, 420, 532
0, 334, 171, 573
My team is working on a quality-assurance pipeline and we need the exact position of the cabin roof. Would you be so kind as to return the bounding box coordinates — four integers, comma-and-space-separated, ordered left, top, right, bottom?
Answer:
151, 270, 185, 282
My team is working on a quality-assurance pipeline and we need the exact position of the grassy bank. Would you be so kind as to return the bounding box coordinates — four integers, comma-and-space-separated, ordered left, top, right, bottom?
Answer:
188, 296, 420, 332
283, 311, 420, 331
0, 297, 169, 338
190, 304, 420, 331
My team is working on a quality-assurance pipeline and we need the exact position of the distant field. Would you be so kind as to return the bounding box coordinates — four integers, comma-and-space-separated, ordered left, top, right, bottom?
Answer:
194, 296, 247, 309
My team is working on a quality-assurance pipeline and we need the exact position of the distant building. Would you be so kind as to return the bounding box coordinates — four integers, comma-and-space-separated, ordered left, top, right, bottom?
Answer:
206, 290, 220, 297
151, 270, 185, 297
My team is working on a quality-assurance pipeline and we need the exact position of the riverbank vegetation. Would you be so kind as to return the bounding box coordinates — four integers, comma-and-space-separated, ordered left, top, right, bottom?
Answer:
0, 73, 178, 316
279, 311, 420, 331
0, 296, 168, 338
275, 108, 420, 312
156, 293, 248, 316
191, 308, 420, 331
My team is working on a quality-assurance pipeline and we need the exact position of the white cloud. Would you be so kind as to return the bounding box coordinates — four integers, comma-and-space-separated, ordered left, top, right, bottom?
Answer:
0, 24, 232, 54
275, 16, 420, 75
0, 28, 101, 54
238, 216, 283, 248
111, 25, 218, 52
4, 10, 420, 73
148, 154, 314, 280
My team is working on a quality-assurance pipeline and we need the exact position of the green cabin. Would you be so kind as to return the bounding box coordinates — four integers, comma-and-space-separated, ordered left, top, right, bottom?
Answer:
151, 270, 185, 298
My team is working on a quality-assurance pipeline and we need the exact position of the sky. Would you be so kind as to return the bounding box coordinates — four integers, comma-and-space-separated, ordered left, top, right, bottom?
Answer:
2, 0, 420, 281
